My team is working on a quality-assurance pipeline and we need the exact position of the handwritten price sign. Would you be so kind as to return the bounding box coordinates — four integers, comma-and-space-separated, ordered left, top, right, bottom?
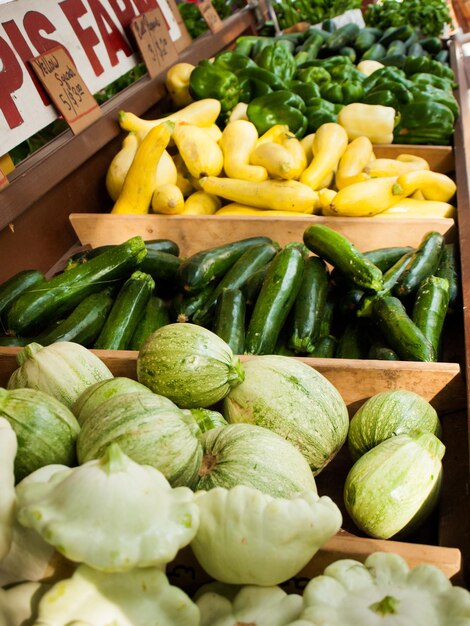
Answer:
131, 8, 178, 78
197, 0, 223, 32
30, 46, 102, 135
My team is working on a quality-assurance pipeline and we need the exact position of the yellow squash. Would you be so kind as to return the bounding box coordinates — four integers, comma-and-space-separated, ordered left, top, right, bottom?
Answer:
118, 99, 221, 135
215, 203, 311, 216
200, 176, 320, 213
229, 102, 249, 122
111, 122, 173, 215
317, 188, 337, 216
105, 132, 138, 201
300, 133, 315, 162
330, 176, 406, 217
220, 120, 268, 182
378, 198, 456, 219
396, 170, 457, 202
335, 136, 373, 190
165, 62, 195, 108
300, 123, 348, 190
151, 184, 185, 214
173, 122, 224, 179
251, 125, 307, 179
365, 154, 430, 177
181, 191, 222, 214
173, 153, 195, 197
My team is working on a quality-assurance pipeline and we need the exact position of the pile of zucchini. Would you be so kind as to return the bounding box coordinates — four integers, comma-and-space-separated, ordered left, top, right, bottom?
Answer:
0, 228, 459, 362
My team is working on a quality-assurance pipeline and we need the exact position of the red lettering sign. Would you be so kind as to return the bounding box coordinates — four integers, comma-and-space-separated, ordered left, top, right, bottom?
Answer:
59, 0, 105, 76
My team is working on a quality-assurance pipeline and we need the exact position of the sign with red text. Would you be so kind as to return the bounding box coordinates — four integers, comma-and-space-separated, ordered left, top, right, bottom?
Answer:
31, 46, 102, 134
131, 7, 178, 77
0, 0, 183, 153
197, 0, 223, 32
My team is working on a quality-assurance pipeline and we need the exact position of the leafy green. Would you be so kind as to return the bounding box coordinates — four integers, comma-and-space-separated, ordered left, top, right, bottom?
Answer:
273, 0, 361, 30
364, 0, 453, 37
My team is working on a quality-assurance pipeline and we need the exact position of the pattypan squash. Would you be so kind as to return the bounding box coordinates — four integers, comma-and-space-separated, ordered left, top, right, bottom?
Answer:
0, 418, 17, 561
196, 582, 303, 626
190, 484, 342, 586
299, 552, 470, 625
0, 581, 50, 626
16, 443, 199, 572
33, 564, 200, 626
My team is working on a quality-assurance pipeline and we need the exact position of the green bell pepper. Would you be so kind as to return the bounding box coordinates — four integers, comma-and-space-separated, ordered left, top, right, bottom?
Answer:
233, 36, 267, 57
237, 66, 287, 91
319, 55, 353, 70
289, 81, 321, 106
296, 33, 324, 56
328, 63, 363, 82
410, 72, 455, 92
246, 90, 307, 138
428, 59, 455, 82
254, 41, 297, 84
295, 65, 331, 87
213, 50, 256, 74
410, 85, 459, 120
320, 79, 364, 105
393, 101, 455, 145
366, 80, 413, 105
189, 60, 239, 113
403, 55, 433, 76
363, 66, 413, 92
305, 99, 342, 133
238, 77, 272, 103
362, 89, 397, 108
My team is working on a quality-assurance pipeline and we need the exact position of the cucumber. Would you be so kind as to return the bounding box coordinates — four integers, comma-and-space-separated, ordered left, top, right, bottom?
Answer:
7, 236, 147, 336
192, 241, 279, 326
303, 224, 383, 292
412, 275, 450, 356
386, 39, 407, 56
36, 288, 114, 347
364, 246, 414, 272
94, 271, 155, 350
245, 247, 305, 355
212, 288, 246, 355
128, 296, 170, 351
436, 243, 459, 312
310, 334, 337, 358
354, 29, 380, 52
371, 296, 436, 362
0, 269, 45, 321
242, 263, 271, 307
394, 231, 445, 298
324, 23, 360, 51
138, 249, 181, 283
171, 283, 214, 323
289, 256, 329, 354
361, 43, 386, 61
179, 236, 273, 294
336, 319, 369, 359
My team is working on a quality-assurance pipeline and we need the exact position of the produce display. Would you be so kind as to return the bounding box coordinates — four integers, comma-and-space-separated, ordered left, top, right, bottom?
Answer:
109, 107, 457, 217
0, 228, 459, 362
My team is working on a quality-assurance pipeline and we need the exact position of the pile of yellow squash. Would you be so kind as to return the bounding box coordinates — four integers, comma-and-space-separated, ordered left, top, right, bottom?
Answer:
107, 99, 456, 219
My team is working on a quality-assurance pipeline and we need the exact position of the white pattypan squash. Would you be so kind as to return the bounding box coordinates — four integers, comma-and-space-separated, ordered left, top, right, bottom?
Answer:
196, 583, 303, 626
190, 484, 342, 586
33, 564, 200, 626
300, 552, 470, 625
16, 443, 199, 572
0, 418, 17, 561
0, 581, 50, 626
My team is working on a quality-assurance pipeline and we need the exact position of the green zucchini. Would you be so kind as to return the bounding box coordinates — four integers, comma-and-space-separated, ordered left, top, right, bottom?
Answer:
36, 288, 114, 347
144, 239, 180, 256
318, 288, 337, 338
361, 42, 386, 61
379, 25, 414, 46
371, 295, 436, 362
289, 255, 329, 354
128, 296, 170, 351
358, 250, 415, 318
412, 275, 450, 356
305, 26, 334, 42
67, 239, 179, 269
434, 50, 449, 65
242, 263, 271, 307
310, 334, 337, 358
212, 288, 246, 355
0, 269, 45, 321
324, 23, 360, 51
179, 236, 273, 294
303, 224, 383, 292
337, 288, 365, 318
137, 249, 181, 283
245, 247, 305, 355
192, 241, 279, 326
420, 37, 443, 55
435, 243, 459, 312
386, 39, 406, 56
407, 42, 426, 57
381, 53, 406, 68
368, 343, 399, 360
339, 46, 357, 62
171, 283, 214, 323
322, 19, 337, 33
94, 271, 155, 350
394, 231, 445, 298
0, 335, 33, 347
364, 246, 414, 272
336, 320, 369, 359
7, 236, 147, 336
354, 29, 381, 52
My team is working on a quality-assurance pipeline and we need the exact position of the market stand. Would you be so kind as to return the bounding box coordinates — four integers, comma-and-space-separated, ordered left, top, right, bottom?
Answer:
1, 3, 470, 590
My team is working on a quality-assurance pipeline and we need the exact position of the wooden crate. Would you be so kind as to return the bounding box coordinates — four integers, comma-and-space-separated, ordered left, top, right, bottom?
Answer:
70, 213, 456, 258
0, 347, 465, 582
